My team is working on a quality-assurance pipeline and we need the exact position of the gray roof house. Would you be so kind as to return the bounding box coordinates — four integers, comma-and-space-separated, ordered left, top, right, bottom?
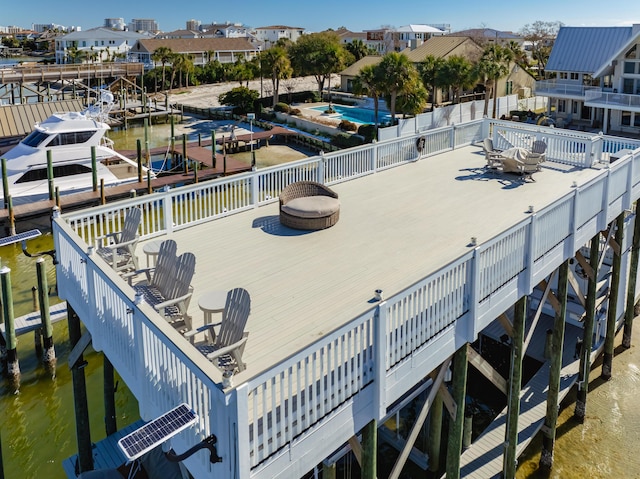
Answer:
536, 25, 640, 134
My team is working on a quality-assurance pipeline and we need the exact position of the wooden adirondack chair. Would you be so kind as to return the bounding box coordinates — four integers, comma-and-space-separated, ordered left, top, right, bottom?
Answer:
186, 288, 251, 373
96, 207, 142, 274
127, 240, 196, 331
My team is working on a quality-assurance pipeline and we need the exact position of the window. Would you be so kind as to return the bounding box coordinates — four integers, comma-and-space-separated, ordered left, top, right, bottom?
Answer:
573, 102, 579, 114
622, 111, 631, 126
48, 131, 96, 147
570, 73, 579, 80
625, 44, 637, 59
16, 164, 93, 184
559, 72, 568, 80
505, 81, 513, 95
635, 115, 640, 127
21, 131, 50, 147
623, 78, 634, 94
557, 100, 566, 113
624, 61, 635, 74
82, 41, 86, 47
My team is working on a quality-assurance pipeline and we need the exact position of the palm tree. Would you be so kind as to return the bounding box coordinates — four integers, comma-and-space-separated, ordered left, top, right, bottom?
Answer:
395, 76, 429, 118
438, 55, 476, 105
152, 46, 174, 91
419, 55, 446, 111
345, 39, 369, 62
261, 46, 292, 107
377, 52, 416, 123
353, 63, 384, 127
478, 45, 514, 118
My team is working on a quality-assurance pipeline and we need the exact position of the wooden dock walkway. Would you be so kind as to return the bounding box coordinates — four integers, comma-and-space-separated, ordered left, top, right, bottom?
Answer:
457, 314, 595, 478
0, 302, 67, 342
62, 419, 145, 478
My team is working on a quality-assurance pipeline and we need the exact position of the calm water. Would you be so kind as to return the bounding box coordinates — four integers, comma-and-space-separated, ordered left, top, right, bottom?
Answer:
310, 104, 391, 124
1, 118, 640, 478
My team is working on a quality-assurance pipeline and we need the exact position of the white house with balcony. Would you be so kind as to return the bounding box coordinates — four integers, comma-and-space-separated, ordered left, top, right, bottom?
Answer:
55, 27, 150, 64
536, 24, 640, 133
252, 25, 304, 48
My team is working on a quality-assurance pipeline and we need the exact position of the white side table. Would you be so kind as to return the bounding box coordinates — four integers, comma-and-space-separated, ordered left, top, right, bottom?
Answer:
198, 290, 227, 341
142, 240, 164, 267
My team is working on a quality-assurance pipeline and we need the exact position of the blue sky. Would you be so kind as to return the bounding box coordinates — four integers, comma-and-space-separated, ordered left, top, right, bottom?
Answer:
4, 0, 640, 33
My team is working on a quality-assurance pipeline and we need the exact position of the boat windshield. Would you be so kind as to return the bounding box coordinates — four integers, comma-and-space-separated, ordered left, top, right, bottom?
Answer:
21, 130, 50, 148
16, 164, 93, 183
48, 131, 96, 146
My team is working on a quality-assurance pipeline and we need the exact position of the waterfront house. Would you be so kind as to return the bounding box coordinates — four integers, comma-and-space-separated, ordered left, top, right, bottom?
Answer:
535, 24, 640, 133
55, 117, 640, 478
55, 28, 150, 64
128, 37, 259, 68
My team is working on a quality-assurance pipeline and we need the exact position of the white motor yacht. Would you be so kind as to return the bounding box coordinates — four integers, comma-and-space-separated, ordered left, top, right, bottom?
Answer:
0, 91, 151, 205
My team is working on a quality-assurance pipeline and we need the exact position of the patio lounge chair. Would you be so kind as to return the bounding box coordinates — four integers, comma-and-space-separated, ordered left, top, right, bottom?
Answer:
279, 181, 340, 230
483, 138, 504, 169
529, 140, 547, 167
185, 288, 251, 373
96, 207, 142, 274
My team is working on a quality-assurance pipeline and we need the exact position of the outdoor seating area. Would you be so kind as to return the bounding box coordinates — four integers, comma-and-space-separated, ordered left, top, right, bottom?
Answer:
124, 239, 196, 332
279, 181, 341, 230
483, 138, 547, 181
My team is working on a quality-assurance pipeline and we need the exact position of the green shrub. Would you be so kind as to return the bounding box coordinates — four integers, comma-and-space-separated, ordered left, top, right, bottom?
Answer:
338, 120, 358, 132
331, 133, 364, 148
357, 124, 377, 143
274, 102, 290, 113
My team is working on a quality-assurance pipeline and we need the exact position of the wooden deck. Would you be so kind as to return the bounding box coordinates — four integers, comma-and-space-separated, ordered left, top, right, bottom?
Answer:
139, 144, 604, 383
62, 419, 145, 478
0, 301, 66, 340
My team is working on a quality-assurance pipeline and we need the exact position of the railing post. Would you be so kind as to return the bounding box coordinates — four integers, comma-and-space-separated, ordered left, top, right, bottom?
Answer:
524, 211, 537, 294
373, 303, 388, 420
318, 152, 326, 184
251, 171, 260, 207
468, 248, 480, 341
163, 188, 174, 234
371, 141, 378, 173
235, 384, 251, 478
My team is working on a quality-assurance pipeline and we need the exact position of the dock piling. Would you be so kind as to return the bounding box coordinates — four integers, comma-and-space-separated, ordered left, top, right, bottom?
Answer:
602, 214, 624, 379
91, 146, 98, 192
103, 356, 117, 436
211, 130, 217, 168
67, 304, 94, 473
182, 134, 188, 174
446, 344, 468, 479
136, 139, 143, 183
36, 257, 56, 375
47, 150, 54, 201
503, 296, 526, 479
575, 234, 600, 421
1, 266, 20, 391
1, 158, 8, 210
31, 286, 42, 356
539, 260, 569, 471
361, 419, 377, 479
623, 200, 640, 348
100, 179, 105, 205
7, 196, 15, 237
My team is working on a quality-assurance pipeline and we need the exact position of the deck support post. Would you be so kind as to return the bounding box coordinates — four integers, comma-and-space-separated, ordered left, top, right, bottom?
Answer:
623, 201, 640, 348
575, 234, 600, 421
540, 260, 568, 471
361, 419, 377, 479
428, 393, 443, 473
445, 344, 468, 479
91, 146, 97, 192
211, 130, 217, 168
602, 214, 624, 379
68, 304, 94, 473
103, 355, 117, 436
136, 139, 143, 183
503, 295, 526, 479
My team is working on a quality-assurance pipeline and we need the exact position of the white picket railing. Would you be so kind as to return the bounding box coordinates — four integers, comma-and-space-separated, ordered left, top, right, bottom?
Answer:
53, 119, 640, 478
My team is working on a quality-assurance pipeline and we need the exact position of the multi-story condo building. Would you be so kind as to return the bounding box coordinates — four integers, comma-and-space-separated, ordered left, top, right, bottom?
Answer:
252, 25, 305, 47
128, 18, 159, 34
536, 24, 640, 134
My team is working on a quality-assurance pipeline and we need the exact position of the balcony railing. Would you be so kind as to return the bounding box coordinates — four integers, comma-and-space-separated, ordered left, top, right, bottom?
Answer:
585, 89, 640, 110
534, 80, 600, 98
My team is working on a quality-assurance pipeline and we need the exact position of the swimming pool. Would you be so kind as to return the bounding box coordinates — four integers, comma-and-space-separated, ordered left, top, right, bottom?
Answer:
311, 105, 391, 124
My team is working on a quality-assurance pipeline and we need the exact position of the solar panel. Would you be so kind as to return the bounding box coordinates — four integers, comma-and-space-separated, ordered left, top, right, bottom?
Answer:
0, 229, 42, 247
118, 403, 198, 462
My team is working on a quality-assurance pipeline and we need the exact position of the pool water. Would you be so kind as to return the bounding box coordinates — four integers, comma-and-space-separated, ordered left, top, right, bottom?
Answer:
311, 105, 391, 124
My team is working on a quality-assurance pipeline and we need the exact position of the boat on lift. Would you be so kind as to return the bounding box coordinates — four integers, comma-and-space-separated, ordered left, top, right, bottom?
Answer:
0, 90, 152, 205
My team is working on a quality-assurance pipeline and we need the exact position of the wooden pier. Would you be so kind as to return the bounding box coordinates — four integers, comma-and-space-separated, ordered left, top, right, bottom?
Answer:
0, 302, 66, 340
